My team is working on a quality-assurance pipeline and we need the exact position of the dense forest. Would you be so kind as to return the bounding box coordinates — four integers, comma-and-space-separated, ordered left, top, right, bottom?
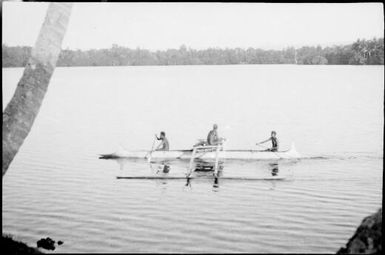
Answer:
2, 38, 383, 67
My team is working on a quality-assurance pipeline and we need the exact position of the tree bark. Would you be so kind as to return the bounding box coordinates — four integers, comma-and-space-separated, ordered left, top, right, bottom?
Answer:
3, 3, 73, 177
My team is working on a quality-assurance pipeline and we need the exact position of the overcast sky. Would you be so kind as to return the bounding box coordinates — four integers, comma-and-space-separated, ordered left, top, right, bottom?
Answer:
2, 2, 384, 50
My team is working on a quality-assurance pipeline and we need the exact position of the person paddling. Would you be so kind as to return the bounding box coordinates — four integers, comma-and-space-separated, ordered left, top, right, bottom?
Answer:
256, 131, 279, 152
155, 131, 169, 151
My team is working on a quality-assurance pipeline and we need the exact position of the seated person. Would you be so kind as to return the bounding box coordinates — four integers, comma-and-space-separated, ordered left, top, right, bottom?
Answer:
256, 131, 279, 152
155, 131, 169, 151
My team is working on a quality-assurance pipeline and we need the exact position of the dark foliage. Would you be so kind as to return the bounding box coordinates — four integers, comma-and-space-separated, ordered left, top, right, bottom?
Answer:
3, 38, 383, 67
2, 235, 42, 254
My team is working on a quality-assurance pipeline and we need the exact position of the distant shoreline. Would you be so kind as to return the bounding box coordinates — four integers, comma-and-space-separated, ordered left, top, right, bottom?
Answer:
2, 38, 383, 67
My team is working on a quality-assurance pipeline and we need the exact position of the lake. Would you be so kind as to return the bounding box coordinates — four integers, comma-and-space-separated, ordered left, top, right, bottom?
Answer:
2, 65, 383, 253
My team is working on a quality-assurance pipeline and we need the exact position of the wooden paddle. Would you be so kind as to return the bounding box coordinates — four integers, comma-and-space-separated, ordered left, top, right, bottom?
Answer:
145, 136, 157, 162
186, 146, 198, 177
255, 143, 269, 150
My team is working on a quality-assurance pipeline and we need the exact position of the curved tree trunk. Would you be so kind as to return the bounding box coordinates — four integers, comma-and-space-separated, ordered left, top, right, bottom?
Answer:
3, 3, 73, 177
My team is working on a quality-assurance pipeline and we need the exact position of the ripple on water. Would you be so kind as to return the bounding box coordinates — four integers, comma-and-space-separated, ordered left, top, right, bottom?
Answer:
3, 155, 382, 253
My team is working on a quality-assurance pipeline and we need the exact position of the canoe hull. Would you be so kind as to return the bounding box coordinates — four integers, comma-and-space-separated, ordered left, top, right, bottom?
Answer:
100, 144, 301, 160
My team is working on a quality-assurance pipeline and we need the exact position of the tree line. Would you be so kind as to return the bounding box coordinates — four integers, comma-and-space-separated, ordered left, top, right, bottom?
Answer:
2, 38, 383, 67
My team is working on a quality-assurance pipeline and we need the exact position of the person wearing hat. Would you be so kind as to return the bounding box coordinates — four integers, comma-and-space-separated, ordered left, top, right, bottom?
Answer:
155, 131, 169, 151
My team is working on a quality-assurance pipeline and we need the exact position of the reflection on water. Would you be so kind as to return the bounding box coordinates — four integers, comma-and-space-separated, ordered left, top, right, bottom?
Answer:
110, 157, 228, 188
155, 164, 170, 174
2, 66, 383, 253
193, 160, 223, 190
195, 160, 224, 172
269, 162, 279, 176
152, 162, 171, 186
108, 157, 291, 190
213, 177, 220, 190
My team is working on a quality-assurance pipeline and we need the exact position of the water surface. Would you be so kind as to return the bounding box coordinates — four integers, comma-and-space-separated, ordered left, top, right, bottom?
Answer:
2, 65, 383, 253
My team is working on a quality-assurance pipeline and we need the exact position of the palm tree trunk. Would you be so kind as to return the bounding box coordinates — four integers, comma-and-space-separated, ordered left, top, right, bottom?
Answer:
3, 3, 73, 177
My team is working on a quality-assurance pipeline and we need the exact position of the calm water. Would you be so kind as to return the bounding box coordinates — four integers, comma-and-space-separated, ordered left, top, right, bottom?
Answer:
2, 65, 383, 253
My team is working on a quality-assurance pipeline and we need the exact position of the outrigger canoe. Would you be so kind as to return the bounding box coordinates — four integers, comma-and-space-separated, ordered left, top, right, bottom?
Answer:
100, 143, 301, 160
